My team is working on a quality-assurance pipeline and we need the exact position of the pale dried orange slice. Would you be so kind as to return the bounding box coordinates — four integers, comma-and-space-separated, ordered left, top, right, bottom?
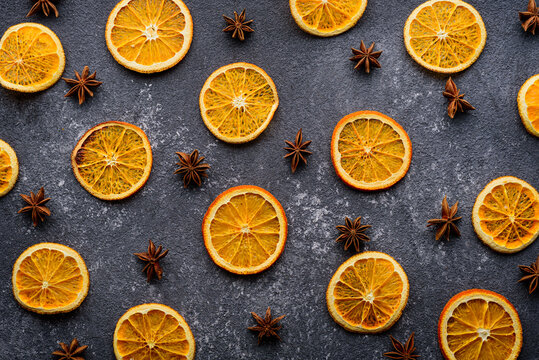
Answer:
12, 243, 89, 314
326, 251, 409, 333
289, 0, 368, 37
331, 111, 412, 191
199, 62, 279, 144
71, 121, 153, 201
517, 74, 539, 137
438, 289, 522, 360
403, 0, 487, 73
105, 0, 193, 73
472, 176, 539, 253
202, 185, 287, 274
113, 303, 195, 360
0, 139, 18, 197
0, 23, 65, 92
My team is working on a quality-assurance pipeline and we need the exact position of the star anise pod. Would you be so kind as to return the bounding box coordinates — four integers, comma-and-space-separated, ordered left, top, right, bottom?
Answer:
27, 0, 59, 17
248, 307, 285, 345
443, 77, 475, 119
62, 66, 102, 105
134, 240, 169, 282
18, 187, 51, 227
383, 332, 420, 360
336, 216, 371, 252
519, 0, 539, 35
52, 338, 88, 360
174, 150, 210, 188
518, 255, 539, 294
284, 129, 312, 173
223, 9, 254, 41
427, 196, 462, 241
350, 41, 382, 73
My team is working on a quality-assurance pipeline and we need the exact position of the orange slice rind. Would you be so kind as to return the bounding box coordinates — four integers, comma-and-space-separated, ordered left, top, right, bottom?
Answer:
517, 73, 539, 137
0, 139, 19, 197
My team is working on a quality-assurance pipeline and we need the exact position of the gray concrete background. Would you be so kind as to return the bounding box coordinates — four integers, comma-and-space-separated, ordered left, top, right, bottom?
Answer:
0, 0, 538, 359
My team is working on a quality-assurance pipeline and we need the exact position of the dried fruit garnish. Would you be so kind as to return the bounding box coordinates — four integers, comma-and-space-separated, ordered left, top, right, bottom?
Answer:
52, 338, 88, 360
427, 196, 462, 241
134, 240, 169, 282
248, 307, 285, 345
350, 41, 382, 73
18, 187, 51, 227
27, 0, 59, 17
284, 129, 312, 173
336, 216, 371, 252
223, 9, 254, 41
443, 77, 475, 119
383, 332, 420, 359
518, 255, 539, 294
174, 150, 210, 188
520, 0, 539, 35
62, 66, 102, 105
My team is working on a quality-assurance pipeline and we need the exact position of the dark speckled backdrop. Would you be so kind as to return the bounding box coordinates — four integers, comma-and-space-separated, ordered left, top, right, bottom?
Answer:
0, 0, 538, 359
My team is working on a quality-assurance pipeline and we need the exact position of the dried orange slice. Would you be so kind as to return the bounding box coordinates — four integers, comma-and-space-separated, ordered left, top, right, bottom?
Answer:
12, 243, 89, 314
326, 251, 409, 333
199, 62, 279, 144
71, 121, 153, 201
517, 74, 539, 137
472, 176, 539, 253
438, 289, 522, 360
113, 303, 195, 360
289, 0, 368, 37
0, 139, 18, 197
331, 111, 412, 191
105, 0, 193, 73
0, 23, 65, 92
202, 185, 287, 274
403, 0, 487, 73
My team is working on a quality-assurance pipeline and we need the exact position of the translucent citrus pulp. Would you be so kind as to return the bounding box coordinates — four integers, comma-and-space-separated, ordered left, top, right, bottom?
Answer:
12, 243, 89, 314
0, 139, 18, 197
331, 111, 412, 190
71, 121, 153, 200
326, 251, 409, 333
472, 176, 539, 253
438, 289, 522, 360
199, 62, 279, 144
105, 0, 193, 73
289, 0, 368, 37
0, 23, 65, 92
113, 303, 195, 360
517, 74, 539, 137
202, 185, 287, 274
403, 0, 487, 73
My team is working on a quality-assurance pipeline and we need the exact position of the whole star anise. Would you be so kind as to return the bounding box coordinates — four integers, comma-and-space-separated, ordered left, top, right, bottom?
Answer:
443, 77, 475, 119
174, 150, 210, 188
223, 9, 254, 41
383, 332, 420, 360
336, 216, 371, 252
248, 307, 285, 345
518, 255, 539, 294
134, 240, 169, 282
52, 338, 88, 360
350, 41, 382, 73
427, 196, 462, 241
27, 0, 59, 17
520, 0, 539, 35
62, 66, 102, 105
18, 187, 51, 227
284, 129, 312, 173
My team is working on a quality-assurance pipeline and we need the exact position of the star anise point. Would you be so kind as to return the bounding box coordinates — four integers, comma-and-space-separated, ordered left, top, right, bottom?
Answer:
27, 0, 59, 17
520, 0, 539, 35
62, 66, 102, 105
518, 255, 539, 294
18, 187, 51, 227
384, 332, 420, 359
284, 129, 312, 173
174, 149, 210, 188
223, 9, 254, 41
52, 338, 88, 360
134, 240, 169, 282
350, 41, 382, 73
443, 77, 475, 119
336, 216, 371, 252
427, 196, 462, 241
248, 307, 285, 345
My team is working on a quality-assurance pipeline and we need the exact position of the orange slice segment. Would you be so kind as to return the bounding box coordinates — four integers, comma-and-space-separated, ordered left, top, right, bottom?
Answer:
289, 0, 368, 37
12, 243, 89, 314
403, 0, 487, 73
199, 62, 279, 144
0, 23, 65, 92
71, 121, 153, 201
105, 0, 193, 73
331, 110, 412, 191
326, 251, 409, 333
0, 139, 19, 197
438, 289, 522, 360
113, 303, 195, 360
202, 185, 287, 274
517, 73, 539, 137
472, 176, 539, 253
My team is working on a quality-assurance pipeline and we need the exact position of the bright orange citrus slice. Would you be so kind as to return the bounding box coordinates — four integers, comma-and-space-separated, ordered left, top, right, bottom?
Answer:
438, 289, 522, 360
199, 62, 279, 144
472, 176, 539, 253
0, 139, 18, 197
517, 73, 539, 137
326, 251, 409, 333
331, 111, 412, 191
105, 0, 193, 73
71, 121, 153, 201
12, 243, 89, 314
0, 23, 65, 92
403, 0, 487, 73
289, 0, 368, 37
202, 185, 287, 274
113, 303, 195, 360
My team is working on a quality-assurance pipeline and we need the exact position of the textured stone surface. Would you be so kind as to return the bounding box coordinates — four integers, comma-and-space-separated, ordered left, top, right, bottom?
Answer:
0, 0, 538, 359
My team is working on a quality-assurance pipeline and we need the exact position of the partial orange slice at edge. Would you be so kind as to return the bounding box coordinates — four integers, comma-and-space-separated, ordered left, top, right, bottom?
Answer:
517, 73, 539, 137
